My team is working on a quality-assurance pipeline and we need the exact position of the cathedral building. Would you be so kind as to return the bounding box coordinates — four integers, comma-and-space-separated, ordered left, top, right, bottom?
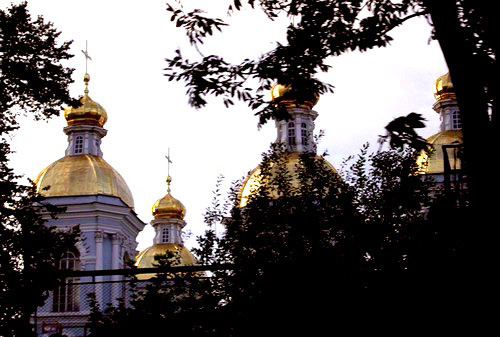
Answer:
33, 73, 147, 336
418, 73, 463, 188
32, 71, 197, 336
30, 69, 456, 336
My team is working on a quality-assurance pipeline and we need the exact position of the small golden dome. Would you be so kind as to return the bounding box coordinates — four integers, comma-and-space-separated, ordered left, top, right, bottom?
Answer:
433, 72, 455, 101
271, 84, 291, 100
271, 84, 319, 109
152, 177, 186, 220
240, 152, 337, 207
35, 155, 134, 208
417, 130, 463, 174
134, 243, 197, 280
64, 74, 108, 127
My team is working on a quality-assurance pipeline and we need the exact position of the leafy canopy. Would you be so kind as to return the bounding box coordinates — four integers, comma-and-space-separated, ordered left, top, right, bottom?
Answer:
164, 0, 429, 124
87, 141, 467, 334
0, 2, 79, 336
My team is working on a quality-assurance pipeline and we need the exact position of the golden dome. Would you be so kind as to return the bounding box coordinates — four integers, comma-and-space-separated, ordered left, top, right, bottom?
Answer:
152, 177, 186, 220
433, 72, 456, 101
35, 155, 134, 208
271, 84, 319, 109
134, 243, 197, 280
64, 74, 108, 127
240, 152, 337, 207
417, 130, 463, 174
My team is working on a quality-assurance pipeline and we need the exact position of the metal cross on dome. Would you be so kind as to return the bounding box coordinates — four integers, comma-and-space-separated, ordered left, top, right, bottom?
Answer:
165, 148, 173, 177
165, 149, 174, 193
81, 40, 92, 74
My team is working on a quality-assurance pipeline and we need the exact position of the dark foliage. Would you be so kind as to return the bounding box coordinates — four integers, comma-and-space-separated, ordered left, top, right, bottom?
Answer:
87, 251, 222, 337
164, 0, 429, 124
0, 2, 78, 125
164, 2, 497, 323
379, 112, 428, 151
0, 2, 79, 336
88, 143, 469, 334
162, 0, 497, 245
0, 184, 79, 337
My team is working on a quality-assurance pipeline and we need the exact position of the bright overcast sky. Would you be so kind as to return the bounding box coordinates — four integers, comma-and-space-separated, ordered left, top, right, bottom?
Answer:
3, 0, 447, 252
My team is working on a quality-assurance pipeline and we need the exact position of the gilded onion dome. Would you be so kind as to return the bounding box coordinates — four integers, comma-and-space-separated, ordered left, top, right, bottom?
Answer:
64, 73, 108, 127
35, 155, 135, 208
152, 176, 186, 220
271, 84, 319, 109
433, 72, 456, 101
240, 152, 337, 207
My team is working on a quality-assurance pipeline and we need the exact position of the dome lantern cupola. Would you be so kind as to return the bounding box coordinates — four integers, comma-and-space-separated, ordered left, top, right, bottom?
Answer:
64, 73, 108, 128
271, 83, 319, 153
432, 72, 461, 132
62, 73, 108, 157
151, 176, 186, 220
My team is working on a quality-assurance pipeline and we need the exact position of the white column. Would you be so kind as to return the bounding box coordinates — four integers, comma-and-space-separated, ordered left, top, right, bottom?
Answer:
111, 233, 122, 305
111, 233, 120, 269
95, 231, 104, 270
296, 115, 303, 152
94, 231, 104, 308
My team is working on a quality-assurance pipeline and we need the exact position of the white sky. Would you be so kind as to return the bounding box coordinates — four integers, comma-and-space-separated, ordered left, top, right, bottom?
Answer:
3, 0, 447, 252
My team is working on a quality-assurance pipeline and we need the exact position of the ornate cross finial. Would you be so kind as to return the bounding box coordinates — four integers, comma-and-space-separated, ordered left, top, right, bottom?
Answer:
81, 40, 92, 74
81, 41, 92, 96
165, 148, 173, 193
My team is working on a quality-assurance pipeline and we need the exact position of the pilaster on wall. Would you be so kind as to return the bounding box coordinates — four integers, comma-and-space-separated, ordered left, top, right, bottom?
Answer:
94, 230, 104, 308
111, 233, 123, 306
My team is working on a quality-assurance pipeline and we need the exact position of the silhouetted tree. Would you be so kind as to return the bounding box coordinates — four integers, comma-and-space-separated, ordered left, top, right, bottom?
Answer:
87, 251, 222, 337
164, 1, 496, 320
0, 3, 79, 336
88, 142, 469, 334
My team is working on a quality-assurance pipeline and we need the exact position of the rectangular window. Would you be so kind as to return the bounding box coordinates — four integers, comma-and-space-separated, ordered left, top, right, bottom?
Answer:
162, 228, 170, 243
53, 279, 79, 312
452, 110, 462, 129
288, 122, 296, 145
301, 123, 308, 146
74, 136, 84, 154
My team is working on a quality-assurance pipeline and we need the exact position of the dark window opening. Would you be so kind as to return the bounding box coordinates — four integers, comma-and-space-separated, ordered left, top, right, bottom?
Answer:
53, 249, 80, 312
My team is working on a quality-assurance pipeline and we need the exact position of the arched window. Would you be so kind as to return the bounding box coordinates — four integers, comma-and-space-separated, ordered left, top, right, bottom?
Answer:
162, 228, 170, 243
288, 122, 296, 146
451, 110, 462, 130
53, 249, 80, 312
301, 123, 308, 146
74, 136, 84, 154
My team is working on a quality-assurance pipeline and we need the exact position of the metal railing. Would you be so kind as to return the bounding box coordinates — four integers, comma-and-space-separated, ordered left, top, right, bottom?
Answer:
32, 264, 233, 337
